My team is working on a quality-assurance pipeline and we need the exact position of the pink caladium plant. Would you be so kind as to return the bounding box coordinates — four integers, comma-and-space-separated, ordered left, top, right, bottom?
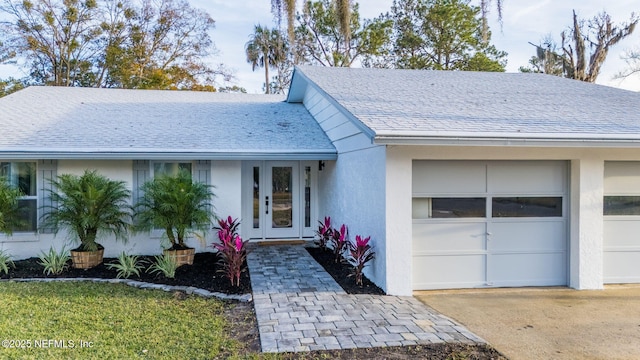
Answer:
330, 224, 349, 263
347, 235, 375, 286
315, 216, 332, 249
212, 216, 247, 287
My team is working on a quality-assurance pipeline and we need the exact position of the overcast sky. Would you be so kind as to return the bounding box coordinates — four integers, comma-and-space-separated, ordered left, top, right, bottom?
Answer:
2, 0, 639, 93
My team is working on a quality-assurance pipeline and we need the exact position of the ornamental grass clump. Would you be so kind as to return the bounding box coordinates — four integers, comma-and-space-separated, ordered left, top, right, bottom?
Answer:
107, 252, 146, 279
148, 253, 178, 279
212, 216, 248, 287
38, 246, 70, 275
0, 249, 14, 275
315, 216, 332, 250
347, 235, 376, 286
330, 224, 349, 263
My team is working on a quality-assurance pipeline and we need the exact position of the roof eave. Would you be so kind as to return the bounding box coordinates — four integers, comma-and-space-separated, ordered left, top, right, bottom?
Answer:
374, 133, 640, 148
0, 150, 338, 161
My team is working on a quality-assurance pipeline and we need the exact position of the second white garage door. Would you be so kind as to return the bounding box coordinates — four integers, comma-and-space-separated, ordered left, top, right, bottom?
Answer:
604, 161, 640, 284
412, 161, 567, 290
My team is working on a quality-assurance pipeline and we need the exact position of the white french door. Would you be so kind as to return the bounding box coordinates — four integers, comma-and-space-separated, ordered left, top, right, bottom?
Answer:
243, 161, 317, 240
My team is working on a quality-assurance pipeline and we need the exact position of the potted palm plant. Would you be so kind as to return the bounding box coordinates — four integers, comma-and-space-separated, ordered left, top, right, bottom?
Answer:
134, 169, 214, 266
0, 177, 24, 235
42, 170, 132, 269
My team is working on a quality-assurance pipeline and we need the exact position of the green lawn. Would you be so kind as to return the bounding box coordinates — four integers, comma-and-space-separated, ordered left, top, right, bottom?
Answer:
0, 282, 263, 360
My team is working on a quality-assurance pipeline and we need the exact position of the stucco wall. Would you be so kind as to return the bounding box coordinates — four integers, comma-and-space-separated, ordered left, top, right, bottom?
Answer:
211, 160, 242, 234
384, 147, 413, 295
570, 159, 604, 289
0, 160, 242, 260
318, 146, 387, 292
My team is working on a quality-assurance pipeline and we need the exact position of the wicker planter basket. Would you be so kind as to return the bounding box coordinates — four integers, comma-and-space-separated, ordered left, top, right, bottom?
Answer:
70, 248, 104, 269
164, 248, 195, 266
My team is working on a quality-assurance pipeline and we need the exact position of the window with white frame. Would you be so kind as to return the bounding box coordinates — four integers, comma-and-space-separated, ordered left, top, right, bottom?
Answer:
153, 162, 192, 177
0, 162, 37, 232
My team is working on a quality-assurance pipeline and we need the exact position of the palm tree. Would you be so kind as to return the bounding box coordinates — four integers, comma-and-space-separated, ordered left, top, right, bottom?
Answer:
245, 25, 287, 94
42, 170, 132, 255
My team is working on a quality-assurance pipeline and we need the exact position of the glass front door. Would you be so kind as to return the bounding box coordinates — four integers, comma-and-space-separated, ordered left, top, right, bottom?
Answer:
244, 161, 316, 240
266, 162, 299, 238
268, 165, 294, 228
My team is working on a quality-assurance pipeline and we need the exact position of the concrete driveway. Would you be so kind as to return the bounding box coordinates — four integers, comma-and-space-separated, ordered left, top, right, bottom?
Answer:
415, 285, 640, 360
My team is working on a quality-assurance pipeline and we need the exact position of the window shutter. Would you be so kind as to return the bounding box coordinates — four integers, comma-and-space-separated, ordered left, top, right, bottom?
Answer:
132, 160, 150, 208
194, 160, 211, 185
194, 160, 213, 218
38, 160, 57, 234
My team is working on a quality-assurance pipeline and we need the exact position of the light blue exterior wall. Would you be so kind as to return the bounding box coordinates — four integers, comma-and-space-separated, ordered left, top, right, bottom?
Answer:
301, 84, 389, 292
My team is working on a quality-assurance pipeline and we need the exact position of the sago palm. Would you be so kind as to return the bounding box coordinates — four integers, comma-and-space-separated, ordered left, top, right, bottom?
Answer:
134, 169, 214, 249
42, 170, 132, 252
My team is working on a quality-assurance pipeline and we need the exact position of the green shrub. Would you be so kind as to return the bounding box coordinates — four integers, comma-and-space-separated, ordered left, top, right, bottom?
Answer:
0, 178, 24, 235
0, 249, 14, 275
147, 254, 178, 279
106, 252, 146, 279
38, 246, 70, 275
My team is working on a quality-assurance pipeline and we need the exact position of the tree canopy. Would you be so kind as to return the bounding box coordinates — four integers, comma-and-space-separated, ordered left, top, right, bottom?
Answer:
386, 0, 506, 71
271, 0, 502, 42
519, 37, 569, 76
294, 0, 392, 67
521, 10, 638, 83
0, 0, 231, 90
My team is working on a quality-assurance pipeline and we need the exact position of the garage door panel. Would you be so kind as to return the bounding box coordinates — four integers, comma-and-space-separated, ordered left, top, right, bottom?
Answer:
604, 161, 640, 194
489, 253, 566, 287
490, 221, 566, 252
413, 222, 486, 253
604, 251, 640, 283
412, 255, 486, 289
413, 161, 487, 194
488, 162, 565, 194
604, 219, 640, 248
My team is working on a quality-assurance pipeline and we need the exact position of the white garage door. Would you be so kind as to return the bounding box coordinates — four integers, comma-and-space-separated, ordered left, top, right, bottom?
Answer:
412, 161, 567, 290
604, 162, 640, 284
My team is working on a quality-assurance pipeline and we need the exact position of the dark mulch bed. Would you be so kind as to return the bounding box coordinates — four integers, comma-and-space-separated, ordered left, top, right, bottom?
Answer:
1, 252, 251, 295
2, 246, 385, 296
306, 246, 385, 295
275, 344, 506, 359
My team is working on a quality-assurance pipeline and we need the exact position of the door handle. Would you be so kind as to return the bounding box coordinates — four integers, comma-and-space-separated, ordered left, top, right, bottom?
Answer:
265, 196, 269, 214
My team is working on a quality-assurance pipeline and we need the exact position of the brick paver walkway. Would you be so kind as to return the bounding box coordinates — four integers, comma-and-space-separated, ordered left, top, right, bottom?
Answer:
247, 244, 485, 353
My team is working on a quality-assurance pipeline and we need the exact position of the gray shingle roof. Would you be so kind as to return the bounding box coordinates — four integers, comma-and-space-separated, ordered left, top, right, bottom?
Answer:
0, 86, 336, 159
291, 66, 640, 142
